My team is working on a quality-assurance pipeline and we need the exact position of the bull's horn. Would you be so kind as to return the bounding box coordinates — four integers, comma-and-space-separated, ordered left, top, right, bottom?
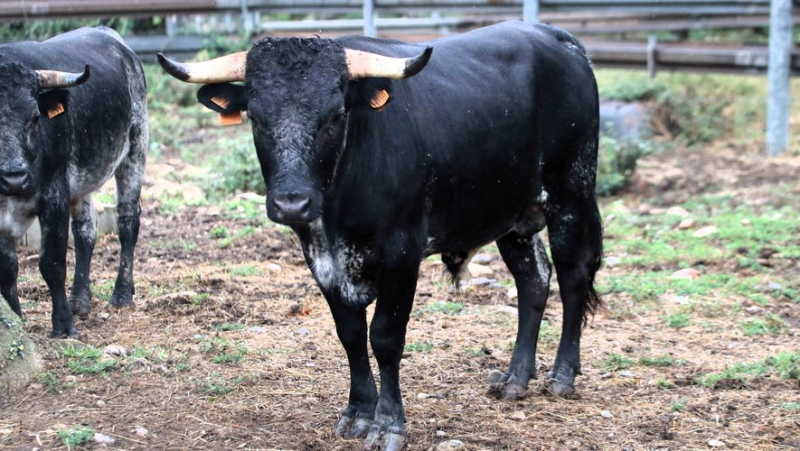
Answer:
345, 46, 432, 80
157, 52, 247, 84
35, 65, 90, 89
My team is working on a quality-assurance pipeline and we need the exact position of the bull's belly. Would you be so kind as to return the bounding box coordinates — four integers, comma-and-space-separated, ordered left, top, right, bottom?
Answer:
67, 139, 130, 200
0, 196, 38, 241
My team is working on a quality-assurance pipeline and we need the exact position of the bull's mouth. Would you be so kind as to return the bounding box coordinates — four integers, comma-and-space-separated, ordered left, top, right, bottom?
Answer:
0, 182, 34, 197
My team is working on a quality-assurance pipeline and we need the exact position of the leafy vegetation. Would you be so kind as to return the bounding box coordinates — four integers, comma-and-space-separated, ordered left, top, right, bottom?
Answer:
602, 353, 634, 371
60, 343, 117, 375
199, 336, 248, 364
57, 425, 96, 449
694, 353, 799, 388
404, 342, 434, 353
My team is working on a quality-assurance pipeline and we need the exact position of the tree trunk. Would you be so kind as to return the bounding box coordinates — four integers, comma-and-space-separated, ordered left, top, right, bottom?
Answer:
0, 301, 42, 392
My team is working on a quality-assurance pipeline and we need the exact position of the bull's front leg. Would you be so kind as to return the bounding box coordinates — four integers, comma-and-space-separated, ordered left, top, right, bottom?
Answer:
38, 188, 77, 338
363, 246, 420, 451
0, 236, 21, 317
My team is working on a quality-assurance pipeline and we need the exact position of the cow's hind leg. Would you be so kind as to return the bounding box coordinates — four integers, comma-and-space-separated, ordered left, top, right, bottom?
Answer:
68, 195, 95, 318
488, 232, 551, 400
0, 237, 21, 317
541, 173, 603, 397
109, 124, 145, 307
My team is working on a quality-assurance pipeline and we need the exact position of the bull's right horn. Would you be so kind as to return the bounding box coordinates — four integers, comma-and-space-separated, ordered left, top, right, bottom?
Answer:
157, 52, 247, 84
35, 65, 90, 89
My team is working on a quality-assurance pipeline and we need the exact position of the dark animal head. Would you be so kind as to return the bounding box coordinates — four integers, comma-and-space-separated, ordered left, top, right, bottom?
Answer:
158, 39, 431, 224
0, 63, 89, 196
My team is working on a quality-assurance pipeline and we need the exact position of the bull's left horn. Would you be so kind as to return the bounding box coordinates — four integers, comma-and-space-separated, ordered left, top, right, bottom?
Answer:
345, 46, 432, 80
157, 52, 247, 84
35, 65, 90, 89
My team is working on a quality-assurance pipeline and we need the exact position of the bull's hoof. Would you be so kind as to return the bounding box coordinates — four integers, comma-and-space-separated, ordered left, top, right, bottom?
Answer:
335, 415, 373, 439
109, 290, 133, 308
363, 428, 405, 451
540, 372, 577, 399
69, 295, 92, 320
49, 325, 83, 340
487, 370, 529, 400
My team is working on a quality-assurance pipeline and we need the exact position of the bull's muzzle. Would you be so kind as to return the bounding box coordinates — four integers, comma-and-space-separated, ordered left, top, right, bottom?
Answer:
0, 170, 32, 196
268, 190, 320, 224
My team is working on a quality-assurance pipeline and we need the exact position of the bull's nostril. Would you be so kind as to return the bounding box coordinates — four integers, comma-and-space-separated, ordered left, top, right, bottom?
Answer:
273, 193, 312, 219
0, 171, 30, 189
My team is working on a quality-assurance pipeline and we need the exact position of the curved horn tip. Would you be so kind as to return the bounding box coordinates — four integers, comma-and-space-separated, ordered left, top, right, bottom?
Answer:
404, 46, 433, 77
76, 65, 91, 86
157, 53, 190, 82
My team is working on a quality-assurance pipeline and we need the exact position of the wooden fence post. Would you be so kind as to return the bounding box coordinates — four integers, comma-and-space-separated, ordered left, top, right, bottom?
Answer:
524, 0, 539, 23
766, 0, 792, 156
363, 0, 376, 37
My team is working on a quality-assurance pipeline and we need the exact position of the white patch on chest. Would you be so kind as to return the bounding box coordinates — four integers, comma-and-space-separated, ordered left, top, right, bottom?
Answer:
0, 196, 38, 240
306, 220, 374, 305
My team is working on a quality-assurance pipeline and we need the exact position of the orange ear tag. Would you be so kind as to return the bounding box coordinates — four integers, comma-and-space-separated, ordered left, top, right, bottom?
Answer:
47, 103, 65, 119
220, 111, 243, 126
369, 89, 390, 111
211, 96, 231, 109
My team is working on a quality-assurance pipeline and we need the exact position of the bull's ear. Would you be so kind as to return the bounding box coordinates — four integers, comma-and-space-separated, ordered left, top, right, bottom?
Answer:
38, 89, 69, 120
346, 78, 393, 112
197, 83, 248, 126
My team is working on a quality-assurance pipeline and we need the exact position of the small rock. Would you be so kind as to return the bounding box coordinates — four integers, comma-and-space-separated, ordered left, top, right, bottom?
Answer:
96, 400, 106, 408
435, 430, 447, 437
740, 218, 751, 226
296, 327, 311, 335
93, 433, 116, 445
97, 312, 110, 320
605, 256, 621, 267
708, 439, 725, 448
64, 375, 78, 383
468, 263, 493, 277
671, 268, 700, 279
134, 426, 149, 437
435, 440, 465, 451
487, 369, 504, 384
266, 263, 282, 272
767, 282, 782, 290
728, 341, 741, 349
666, 206, 690, 217
600, 410, 613, 419
618, 370, 634, 378
104, 345, 127, 357
506, 287, 518, 299
678, 218, 695, 230
671, 295, 690, 304
417, 393, 431, 400
471, 253, 494, 264
745, 306, 762, 315
509, 411, 526, 421
471, 277, 495, 287
599, 372, 612, 379
248, 326, 267, 333
496, 305, 518, 316
693, 226, 717, 238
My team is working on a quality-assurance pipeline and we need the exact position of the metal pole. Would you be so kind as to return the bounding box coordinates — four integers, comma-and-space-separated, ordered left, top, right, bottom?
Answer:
523, 0, 539, 23
363, 0, 376, 37
766, 0, 791, 156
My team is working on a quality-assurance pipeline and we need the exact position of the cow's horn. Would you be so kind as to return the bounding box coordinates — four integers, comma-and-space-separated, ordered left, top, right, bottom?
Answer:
345, 46, 432, 80
157, 52, 247, 84
35, 65, 90, 89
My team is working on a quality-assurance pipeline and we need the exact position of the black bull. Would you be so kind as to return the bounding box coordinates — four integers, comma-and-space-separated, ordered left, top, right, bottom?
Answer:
161, 21, 603, 450
0, 27, 147, 338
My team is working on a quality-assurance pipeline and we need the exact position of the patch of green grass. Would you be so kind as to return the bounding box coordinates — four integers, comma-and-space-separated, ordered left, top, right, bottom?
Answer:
667, 313, 691, 328
214, 323, 246, 332
220, 198, 264, 221
539, 319, 559, 345
229, 264, 263, 277
93, 192, 116, 205
780, 402, 800, 411
194, 372, 245, 397
404, 342, 434, 353
602, 353, 634, 371
192, 293, 211, 306
200, 336, 248, 364
640, 355, 675, 367
671, 398, 688, 412
148, 238, 197, 252
90, 279, 114, 302
235, 226, 258, 239
37, 371, 76, 394
739, 313, 789, 336
656, 378, 674, 389
210, 225, 230, 239
426, 301, 464, 316
57, 425, 96, 449
60, 343, 117, 375
129, 346, 170, 364
694, 352, 799, 388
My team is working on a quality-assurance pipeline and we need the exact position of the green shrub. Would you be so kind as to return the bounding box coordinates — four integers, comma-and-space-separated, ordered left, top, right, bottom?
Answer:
596, 136, 653, 196
204, 136, 265, 198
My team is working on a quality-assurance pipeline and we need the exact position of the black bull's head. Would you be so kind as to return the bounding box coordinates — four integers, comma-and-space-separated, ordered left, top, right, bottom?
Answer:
0, 63, 89, 196
158, 38, 431, 224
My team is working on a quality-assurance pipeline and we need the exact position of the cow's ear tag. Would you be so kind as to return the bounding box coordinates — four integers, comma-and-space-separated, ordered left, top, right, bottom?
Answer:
210, 96, 231, 109
220, 111, 243, 126
369, 89, 390, 111
47, 102, 65, 119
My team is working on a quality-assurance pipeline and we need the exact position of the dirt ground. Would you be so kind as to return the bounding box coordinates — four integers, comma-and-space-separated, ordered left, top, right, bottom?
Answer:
0, 141, 798, 450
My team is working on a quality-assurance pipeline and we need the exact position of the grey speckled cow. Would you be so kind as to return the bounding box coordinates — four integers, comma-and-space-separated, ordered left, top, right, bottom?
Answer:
0, 27, 147, 338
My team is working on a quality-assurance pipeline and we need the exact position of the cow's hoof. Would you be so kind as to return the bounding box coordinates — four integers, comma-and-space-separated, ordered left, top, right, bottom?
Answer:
49, 326, 83, 340
335, 415, 372, 439
541, 373, 577, 398
363, 427, 405, 451
487, 370, 529, 400
109, 291, 133, 308
69, 296, 92, 320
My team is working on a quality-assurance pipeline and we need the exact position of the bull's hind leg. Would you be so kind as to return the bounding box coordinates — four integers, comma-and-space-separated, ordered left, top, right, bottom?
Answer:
109, 124, 146, 307
488, 232, 551, 400
68, 195, 95, 318
541, 174, 603, 397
